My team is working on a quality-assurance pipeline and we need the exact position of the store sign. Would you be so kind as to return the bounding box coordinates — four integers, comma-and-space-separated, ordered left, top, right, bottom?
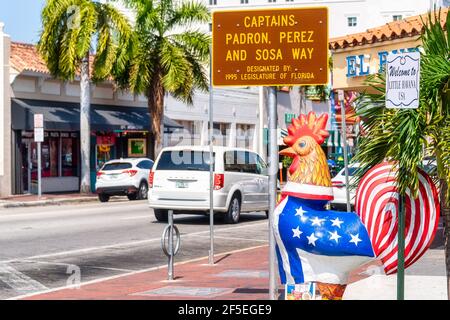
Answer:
285, 113, 297, 124
346, 47, 419, 78
34, 114, 44, 128
212, 7, 329, 86
34, 128, 44, 142
97, 134, 116, 146
385, 52, 420, 109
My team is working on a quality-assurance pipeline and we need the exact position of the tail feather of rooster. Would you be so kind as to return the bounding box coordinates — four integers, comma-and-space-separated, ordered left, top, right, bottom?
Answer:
355, 162, 440, 275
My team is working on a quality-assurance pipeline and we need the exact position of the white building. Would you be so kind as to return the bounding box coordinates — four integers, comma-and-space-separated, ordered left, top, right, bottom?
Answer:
206, 0, 440, 38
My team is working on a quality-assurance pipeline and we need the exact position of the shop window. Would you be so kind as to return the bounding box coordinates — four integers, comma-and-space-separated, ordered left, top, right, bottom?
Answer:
29, 132, 79, 180
213, 122, 229, 136
347, 17, 357, 27
128, 138, 147, 158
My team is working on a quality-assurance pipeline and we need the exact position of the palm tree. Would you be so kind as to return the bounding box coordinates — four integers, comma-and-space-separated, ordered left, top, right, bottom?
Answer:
116, 0, 210, 158
352, 9, 450, 298
38, 0, 132, 193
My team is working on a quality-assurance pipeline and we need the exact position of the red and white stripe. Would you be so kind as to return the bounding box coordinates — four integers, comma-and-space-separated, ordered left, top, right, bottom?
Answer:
355, 162, 440, 275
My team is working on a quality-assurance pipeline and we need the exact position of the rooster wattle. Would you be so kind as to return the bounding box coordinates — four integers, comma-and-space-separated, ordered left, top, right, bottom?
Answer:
274, 112, 440, 300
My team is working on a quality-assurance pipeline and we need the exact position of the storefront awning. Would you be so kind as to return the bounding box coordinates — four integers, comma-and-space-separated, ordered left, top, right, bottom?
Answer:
11, 98, 183, 131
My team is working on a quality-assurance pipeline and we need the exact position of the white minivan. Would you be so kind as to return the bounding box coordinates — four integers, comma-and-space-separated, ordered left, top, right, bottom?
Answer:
148, 146, 269, 223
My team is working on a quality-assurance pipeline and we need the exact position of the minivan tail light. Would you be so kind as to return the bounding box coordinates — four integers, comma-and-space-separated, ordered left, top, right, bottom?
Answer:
214, 173, 224, 190
149, 171, 155, 188
96, 171, 104, 178
124, 169, 138, 177
332, 180, 345, 188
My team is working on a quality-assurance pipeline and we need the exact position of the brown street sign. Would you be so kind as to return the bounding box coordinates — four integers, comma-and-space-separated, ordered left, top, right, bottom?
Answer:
212, 7, 328, 87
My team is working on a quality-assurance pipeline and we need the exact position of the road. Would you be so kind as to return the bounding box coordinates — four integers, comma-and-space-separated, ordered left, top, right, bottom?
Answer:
0, 200, 269, 300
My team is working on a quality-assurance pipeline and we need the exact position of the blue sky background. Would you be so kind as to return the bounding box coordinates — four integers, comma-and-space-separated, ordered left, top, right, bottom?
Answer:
0, 0, 45, 44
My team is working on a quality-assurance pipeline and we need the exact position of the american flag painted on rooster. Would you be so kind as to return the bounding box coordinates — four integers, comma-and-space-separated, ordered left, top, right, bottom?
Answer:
355, 163, 440, 275
274, 112, 440, 300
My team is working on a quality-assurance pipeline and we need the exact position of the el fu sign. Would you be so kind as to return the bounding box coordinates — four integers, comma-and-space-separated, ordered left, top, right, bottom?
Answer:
211, 7, 329, 87
386, 51, 421, 109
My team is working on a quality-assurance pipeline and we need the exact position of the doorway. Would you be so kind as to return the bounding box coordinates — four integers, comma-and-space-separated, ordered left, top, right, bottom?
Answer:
21, 139, 33, 194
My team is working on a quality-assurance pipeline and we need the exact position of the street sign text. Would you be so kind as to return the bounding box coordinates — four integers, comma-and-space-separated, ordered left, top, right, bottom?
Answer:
386, 52, 421, 109
212, 7, 328, 87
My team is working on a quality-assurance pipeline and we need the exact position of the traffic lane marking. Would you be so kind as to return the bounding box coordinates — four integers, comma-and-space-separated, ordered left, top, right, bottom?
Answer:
0, 201, 149, 220
8, 244, 268, 300
12, 260, 136, 273
0, 264, 48, 295
194, 235, 268, 243
0, 221, 268, 264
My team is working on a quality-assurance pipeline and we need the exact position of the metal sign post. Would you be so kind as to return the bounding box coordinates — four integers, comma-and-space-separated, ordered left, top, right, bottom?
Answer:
209, 46, 215, 266
385, 51, 420, 300
37, 141, 42, 197
268, 86, 278, 300
337, 90, 351, 212
211, 7, 329, 301
161, 210, 180, 281
397, 194, 405, 300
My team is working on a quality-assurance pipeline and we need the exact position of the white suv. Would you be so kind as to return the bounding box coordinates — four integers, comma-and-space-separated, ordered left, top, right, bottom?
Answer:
96, 158, 154, 202
148, 146, 269, 224
330, 163, 360, 210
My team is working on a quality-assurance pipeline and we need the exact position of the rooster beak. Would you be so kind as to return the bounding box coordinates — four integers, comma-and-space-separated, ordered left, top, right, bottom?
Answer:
279, 147, 296, 157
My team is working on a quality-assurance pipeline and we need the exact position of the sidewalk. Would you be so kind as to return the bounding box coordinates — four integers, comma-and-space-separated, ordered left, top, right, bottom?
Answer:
0, 193, 99, 209
17, 245, 448, 300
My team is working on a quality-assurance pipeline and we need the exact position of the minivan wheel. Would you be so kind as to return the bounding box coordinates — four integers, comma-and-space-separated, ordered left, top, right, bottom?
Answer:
225, 196, 241, 224
98, 193, 110, 203
154, 209, 168, 222
137, 181, 148, 200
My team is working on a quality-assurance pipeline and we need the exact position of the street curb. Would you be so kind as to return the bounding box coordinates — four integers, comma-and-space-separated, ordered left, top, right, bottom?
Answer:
0, 197, 99, 209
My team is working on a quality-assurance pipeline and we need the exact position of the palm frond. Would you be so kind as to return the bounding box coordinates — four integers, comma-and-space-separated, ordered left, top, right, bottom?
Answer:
167, 1, 210, 31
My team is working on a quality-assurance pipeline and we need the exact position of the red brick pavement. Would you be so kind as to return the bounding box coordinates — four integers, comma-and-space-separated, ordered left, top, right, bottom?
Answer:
24, 245, 277, 300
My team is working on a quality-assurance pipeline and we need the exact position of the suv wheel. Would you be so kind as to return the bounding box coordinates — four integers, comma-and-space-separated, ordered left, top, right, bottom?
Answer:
154, 209, 168, 222
98, 193, 110, 203
137, 181, 148, 200
225, 195, 241, 224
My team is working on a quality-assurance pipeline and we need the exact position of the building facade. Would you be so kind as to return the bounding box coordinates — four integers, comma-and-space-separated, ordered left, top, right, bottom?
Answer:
205, 0, 436, 38
0, 34, 260, 196
329, 8, 448, 158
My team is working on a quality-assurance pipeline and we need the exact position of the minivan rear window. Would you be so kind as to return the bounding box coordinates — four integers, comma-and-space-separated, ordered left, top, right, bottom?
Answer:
156, 151, 215, 171
102, 162, 132, 171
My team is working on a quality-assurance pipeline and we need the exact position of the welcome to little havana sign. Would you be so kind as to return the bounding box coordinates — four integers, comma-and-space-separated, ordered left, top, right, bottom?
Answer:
386, 51, 421, 109
212, 7, 329, 87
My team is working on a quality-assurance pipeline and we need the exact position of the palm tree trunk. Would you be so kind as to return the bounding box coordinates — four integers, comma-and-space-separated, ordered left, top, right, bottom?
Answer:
147, 71, 164, 160
439, 178, 450, 299
79, 54, 91, 193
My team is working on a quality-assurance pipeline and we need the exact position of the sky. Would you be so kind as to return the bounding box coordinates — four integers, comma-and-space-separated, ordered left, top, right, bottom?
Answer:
0, 0, 46, 44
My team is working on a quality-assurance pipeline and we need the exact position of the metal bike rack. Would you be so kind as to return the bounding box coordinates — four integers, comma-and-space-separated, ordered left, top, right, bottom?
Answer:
161, 210, 181, 280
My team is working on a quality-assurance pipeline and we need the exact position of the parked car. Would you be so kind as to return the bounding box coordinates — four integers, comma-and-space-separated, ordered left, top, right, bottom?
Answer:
96, 158, 154, 202
148, 146, 269, 224
330, 163, 360, 211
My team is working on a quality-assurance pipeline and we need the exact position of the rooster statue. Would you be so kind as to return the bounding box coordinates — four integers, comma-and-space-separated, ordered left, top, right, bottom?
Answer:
274, 112, 440, 300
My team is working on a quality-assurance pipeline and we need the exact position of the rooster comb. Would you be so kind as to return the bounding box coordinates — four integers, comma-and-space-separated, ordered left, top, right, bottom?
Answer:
283, 112, 330, 146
